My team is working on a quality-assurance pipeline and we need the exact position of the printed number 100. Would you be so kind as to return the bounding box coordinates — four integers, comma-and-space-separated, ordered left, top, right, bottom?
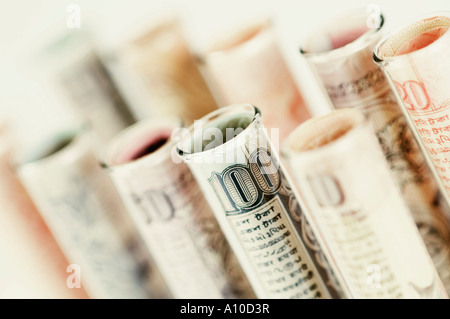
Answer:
209, 149, 281, 214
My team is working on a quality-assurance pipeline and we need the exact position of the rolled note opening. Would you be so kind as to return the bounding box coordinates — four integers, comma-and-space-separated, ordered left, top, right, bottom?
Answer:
301, 9, 378, 54
207, 20, 270, 53
177, 104, 258, 156
113, 134, 170, 164
375, 15, 450, 59
39, 137, 74, 158
129, 137, 169, 161
22, 133, 77, 164
285, 109, 365, 152
104, 118, 180, 166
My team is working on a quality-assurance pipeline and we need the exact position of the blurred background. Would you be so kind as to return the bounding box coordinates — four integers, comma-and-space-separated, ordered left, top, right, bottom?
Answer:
1, 0, 448, 153
1, 0, 449, 299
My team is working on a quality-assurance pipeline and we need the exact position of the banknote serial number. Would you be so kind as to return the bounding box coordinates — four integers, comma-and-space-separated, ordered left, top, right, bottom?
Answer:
180, 303, 269, 316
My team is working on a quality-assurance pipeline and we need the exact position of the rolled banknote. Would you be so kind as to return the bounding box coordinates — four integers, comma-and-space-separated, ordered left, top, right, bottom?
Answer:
199, 19, 311, 140
302, 8, 450, 294
17, 127, 164, 299
176, 104, 342, 299
40, 30, 171, 298
0, 122, 88, 298
40, 30, 136, 148
113, 17, 217, 124
374, 13, 450, 208
300, 7, 388, 108
282, 108, 448, 298
102, 117, 255, 299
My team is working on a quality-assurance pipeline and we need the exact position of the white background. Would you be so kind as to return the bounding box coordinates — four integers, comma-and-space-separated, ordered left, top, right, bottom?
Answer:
0, 0, 448, 150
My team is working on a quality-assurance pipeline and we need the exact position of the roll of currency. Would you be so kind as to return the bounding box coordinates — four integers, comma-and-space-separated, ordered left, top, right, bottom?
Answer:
374, 13, 450, 207
102, 117, 255, 299
302, 8, 450, 294
300, 7, 389, 108
282, 108, 447, 298
176, 104, 342, 299
40, 30, 136, 148
114, 17, 217, 124
17, 127, 159, 299
199, 19, 311, 141
0, 122, 88, 298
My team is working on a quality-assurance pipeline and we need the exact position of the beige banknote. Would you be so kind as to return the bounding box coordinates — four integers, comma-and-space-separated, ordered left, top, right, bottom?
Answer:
200, 19, 311, 141
177, 104, 343, 299
17, 127, 166, 299
374, 14, 450, 201
0, 123, 88, 298
114, 17, 217, 124
282, 108, 448, 298
103, 117, 255, 299
302, 8, 450, 294
40, 30, 136, 149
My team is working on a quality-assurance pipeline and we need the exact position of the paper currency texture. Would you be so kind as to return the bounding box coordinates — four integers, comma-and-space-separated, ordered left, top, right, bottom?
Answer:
300, 8, 388, 108
374, 14, 450, 206
115, 17, 217, 124
282, 108, 447, 298
200, 20, 311, 140
0, 123, 88, 299
17, 128, 158, 299
177, 104, 342, 299
302, 8, 450, 294
41, 30, 136, 148
103, 117, 255, 299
